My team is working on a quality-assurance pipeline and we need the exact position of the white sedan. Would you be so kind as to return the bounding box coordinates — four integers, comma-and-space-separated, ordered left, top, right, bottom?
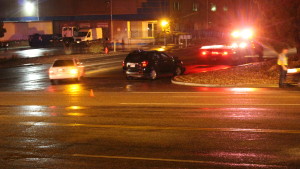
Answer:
49, 59, 84, 84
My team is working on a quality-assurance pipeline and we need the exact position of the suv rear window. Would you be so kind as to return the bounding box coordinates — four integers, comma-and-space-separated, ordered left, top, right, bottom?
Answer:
53, 60, 74, 67
125, 52, 151, 62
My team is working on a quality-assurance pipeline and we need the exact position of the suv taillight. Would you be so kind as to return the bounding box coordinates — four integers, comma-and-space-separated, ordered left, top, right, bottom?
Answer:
201, 51, 207, 55
141, 61, 148, 67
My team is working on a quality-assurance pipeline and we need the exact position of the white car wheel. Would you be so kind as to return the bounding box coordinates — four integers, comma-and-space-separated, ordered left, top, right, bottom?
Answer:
150, 70, 157, 80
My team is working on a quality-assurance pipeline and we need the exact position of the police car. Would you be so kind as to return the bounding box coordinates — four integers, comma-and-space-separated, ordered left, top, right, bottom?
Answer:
199, 28, 263, 64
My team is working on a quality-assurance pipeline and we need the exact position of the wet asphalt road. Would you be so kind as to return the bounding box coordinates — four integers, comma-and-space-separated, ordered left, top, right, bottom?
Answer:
0, 48, 300, 168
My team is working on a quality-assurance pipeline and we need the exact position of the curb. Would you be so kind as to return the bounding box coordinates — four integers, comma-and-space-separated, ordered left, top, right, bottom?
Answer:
171, 78, 278, 88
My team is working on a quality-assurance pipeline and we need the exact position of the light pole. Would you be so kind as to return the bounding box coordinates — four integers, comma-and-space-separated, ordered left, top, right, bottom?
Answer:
206, 0, 209, 29
110, 0, 116, 52
36, 0, 39, 21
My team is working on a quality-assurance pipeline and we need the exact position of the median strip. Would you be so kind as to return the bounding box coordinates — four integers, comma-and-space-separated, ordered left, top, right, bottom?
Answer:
71, 154, 283, 168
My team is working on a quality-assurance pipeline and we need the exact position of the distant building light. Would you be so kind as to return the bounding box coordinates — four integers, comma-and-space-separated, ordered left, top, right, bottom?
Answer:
223, 6, 228, 11
173, 2, 180, 11
24, 1, 36, 16
211, 4, 217, 12
192, 3, 198, 12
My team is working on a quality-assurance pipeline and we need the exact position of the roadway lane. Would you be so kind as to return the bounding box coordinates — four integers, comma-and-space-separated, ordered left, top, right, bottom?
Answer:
0, 48, 234, 92
1, 47, 299, 168
0, 90, 299, 168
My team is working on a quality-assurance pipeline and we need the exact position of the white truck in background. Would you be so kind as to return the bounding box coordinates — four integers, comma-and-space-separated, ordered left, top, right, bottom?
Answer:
62, 26, 78, 46
74, 28, 103, 44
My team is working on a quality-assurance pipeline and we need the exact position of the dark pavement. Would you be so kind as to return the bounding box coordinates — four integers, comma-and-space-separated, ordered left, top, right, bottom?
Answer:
0, 91, 300, 168
0, 47, 299, 168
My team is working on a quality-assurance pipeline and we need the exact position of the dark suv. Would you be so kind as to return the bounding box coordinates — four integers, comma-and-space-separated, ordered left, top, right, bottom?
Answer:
123, 50, 185, 80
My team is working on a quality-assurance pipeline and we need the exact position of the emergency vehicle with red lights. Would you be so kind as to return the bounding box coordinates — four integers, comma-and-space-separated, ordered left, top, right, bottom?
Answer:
199, 28, 263, 64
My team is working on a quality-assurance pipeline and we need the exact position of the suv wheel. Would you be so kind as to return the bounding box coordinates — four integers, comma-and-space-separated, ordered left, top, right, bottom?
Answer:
149, 69, 157, 80
174, 66, 182, 76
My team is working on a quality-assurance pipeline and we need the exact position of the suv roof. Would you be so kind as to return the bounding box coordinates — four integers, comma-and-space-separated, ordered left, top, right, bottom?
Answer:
125, 50, 157, 62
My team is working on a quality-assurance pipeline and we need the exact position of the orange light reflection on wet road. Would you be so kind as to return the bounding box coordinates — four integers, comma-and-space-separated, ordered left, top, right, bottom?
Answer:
66, 106, 86, 110
65, 84, 84, 95
67, 112, 85, 117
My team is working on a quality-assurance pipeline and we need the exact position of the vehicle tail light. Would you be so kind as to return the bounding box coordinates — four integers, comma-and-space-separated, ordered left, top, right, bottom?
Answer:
49, 69, 54, 74
223, 51, 228, 56
201, 51, 207, 55
212, 51, 219, 55
141, 61, 148, 67
122, 61, 125, 67
69, 68, 78, 75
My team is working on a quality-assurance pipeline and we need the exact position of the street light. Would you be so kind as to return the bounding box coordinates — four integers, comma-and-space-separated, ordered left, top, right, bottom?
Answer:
161, 20, 169, 28
24, 1, 35, 16
23, 0, 39, 20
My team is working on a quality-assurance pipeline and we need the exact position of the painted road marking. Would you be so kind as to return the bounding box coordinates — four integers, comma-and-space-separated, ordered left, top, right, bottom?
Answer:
20, 122, 300, 134
84, 60, 121, 67
71, 154, 283, 168
120, 103, 300, 106
170, 95, 300, 98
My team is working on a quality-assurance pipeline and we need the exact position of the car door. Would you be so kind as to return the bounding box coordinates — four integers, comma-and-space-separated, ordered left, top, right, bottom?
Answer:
153, 52, 168, 74
74, 59, 84, 77
160, 52, 174, 74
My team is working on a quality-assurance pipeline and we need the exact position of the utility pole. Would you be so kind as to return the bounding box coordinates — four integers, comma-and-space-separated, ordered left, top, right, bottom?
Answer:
36, 0, 39, 21
110, 0, 116, 52
110, 0, 113, 41
206, 0, 209, 29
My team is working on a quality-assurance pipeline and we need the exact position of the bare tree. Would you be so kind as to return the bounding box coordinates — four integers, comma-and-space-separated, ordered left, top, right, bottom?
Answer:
254, 0, 300, 56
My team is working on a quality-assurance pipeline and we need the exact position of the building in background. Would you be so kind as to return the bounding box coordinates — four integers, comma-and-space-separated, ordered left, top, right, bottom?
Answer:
0, 0, 169, 44
169, 0, 258, 37
0, 0, 257, 44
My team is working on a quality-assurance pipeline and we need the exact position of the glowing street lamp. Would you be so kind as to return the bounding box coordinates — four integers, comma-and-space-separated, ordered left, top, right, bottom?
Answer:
23, 1, 35, 16
23, 0, 39, 20
161, 20, 169, 28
